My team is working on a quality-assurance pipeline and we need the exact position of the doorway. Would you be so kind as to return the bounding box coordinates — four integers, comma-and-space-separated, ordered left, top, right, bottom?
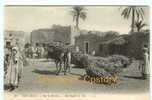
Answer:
84, 41, 89, 54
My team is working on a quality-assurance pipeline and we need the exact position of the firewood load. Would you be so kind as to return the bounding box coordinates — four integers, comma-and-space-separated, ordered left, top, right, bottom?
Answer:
71, 52, 131, 76
84, 55, 131, 76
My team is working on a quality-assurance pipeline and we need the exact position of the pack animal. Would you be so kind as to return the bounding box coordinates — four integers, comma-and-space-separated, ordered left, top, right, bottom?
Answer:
47, 45, 71, 75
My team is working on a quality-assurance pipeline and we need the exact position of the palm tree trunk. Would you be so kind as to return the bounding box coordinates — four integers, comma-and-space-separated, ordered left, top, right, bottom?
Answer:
76, 16, 79, 29
76, 12, 80, 30
137, 27, 140, 32
131, 7, 135, 33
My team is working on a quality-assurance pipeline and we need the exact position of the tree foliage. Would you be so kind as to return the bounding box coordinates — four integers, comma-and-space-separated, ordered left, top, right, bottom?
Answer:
70, 6, 87, 29
120, 6, 145, 32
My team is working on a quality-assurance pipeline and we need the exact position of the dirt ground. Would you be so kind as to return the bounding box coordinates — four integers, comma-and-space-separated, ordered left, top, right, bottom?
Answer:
5, 58, 149, 94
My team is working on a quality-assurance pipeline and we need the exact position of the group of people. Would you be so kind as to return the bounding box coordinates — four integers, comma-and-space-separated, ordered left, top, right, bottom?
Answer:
4, 40, 24, 91
25, 44, 45, 59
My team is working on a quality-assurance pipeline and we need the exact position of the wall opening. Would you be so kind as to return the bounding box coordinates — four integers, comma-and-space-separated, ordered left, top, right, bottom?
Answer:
84, 41, 89, 54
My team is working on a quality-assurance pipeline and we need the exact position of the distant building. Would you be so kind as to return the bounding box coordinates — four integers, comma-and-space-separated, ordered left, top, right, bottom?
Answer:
52, 25, 71, 44
75, 31, 120, 56
75, 32, 102, 55
75, 30, 149, 59
31, 25, 71, 45
100, 37, 127, 56
31, 28, 54, 44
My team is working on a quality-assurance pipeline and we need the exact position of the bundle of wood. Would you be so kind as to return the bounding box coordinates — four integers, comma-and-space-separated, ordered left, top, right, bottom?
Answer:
84, 55, 130, 76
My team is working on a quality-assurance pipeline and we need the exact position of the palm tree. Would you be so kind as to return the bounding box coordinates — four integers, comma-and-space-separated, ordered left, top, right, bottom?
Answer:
135, 20, 147, 32
120, 6, 144, 33
70, 6, 87, 30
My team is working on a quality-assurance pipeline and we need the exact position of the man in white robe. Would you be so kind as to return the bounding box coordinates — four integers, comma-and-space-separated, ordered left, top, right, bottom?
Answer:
142, 47, 149, 79
10, 46, 19, 88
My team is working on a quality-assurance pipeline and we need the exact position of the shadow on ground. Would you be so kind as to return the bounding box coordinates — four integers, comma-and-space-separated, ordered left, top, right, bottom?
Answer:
32, 69, 57, 75
70, 72, 83, 76
72, 65, 84, 69
32, 68, 84, 77
123, 75, 145, 80
39, 59, 54, 62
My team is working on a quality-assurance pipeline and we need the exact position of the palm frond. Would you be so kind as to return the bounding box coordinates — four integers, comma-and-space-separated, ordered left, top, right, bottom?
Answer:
121, 8, 128, 16
70, 6, 87, 27
140, 23, 147, 28
72, 6, 85, 12
134, 7, 144, 20
126, 8, 131, 19
120, 6, 145, 32
140, 8, 145, 15
137, 8, 144, 19
135, 9, 140, 20
70, 10, 76, 16
135, 20, 147, 31
121, 8, 131, 19
80, 12, 87, 20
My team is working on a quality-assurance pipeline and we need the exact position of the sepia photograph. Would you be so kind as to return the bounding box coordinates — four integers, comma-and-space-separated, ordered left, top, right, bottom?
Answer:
4, 5, 150, 99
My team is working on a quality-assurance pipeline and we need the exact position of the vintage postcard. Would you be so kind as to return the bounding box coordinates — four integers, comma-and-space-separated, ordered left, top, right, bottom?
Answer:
4, 5, 150, 100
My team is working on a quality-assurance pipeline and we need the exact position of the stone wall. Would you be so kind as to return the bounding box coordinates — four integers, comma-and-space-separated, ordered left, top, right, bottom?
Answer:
31, 25, 71, 45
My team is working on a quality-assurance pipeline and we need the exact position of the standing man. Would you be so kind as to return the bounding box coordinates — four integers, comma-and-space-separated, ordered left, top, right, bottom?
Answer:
9, 40, 23, 91
4, 41, 12, 84
140, 45, 150, 79
5, 44, 19, 91
4, 42, 11, 76
64, 43, 72, 75
91, 50, 96, 56
10, 45, 20, 90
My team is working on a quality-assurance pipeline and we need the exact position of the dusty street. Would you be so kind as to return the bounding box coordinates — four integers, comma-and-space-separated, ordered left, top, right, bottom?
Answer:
9, 58, 149, 94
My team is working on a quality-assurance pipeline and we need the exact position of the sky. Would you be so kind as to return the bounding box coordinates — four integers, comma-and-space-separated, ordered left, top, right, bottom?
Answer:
4, 6, 149, 34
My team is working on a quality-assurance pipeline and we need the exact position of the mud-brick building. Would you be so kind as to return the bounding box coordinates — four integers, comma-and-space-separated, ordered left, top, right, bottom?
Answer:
75, 31, 119, 55
100, 31, 149, 59
75, 33, 101, 54
99, 37, 127, 56
31, 25, 71, 45
75, 30, 149, 59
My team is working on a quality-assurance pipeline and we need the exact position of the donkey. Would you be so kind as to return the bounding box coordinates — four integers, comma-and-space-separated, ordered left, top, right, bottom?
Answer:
47, 45, 69, 75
